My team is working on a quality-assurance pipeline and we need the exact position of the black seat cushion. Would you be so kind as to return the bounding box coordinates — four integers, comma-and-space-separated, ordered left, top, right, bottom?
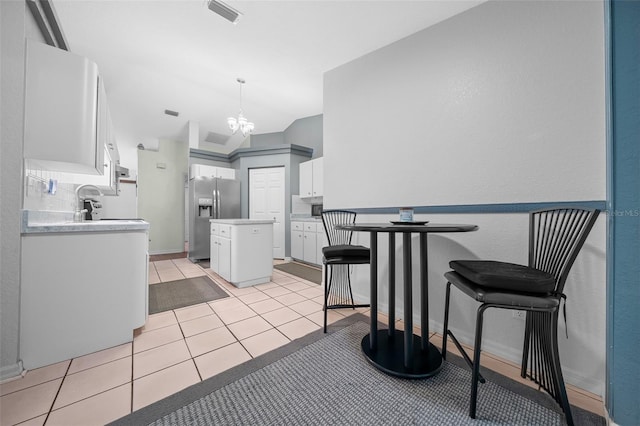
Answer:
322, 245, 370, 259
449, 260, 556, 294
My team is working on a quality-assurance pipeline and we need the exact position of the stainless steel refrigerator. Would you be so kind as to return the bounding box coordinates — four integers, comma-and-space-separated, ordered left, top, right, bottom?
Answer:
188, 176, 241, 261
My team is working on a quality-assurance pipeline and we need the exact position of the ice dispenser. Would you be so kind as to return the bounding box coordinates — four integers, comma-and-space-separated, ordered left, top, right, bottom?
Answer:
198, 198, 213, 217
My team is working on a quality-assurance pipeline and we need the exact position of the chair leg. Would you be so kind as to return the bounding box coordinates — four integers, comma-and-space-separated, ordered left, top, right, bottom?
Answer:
347, 266, 357, 309
442, 282, 452, 359
549, 311, 574, 426
470, 305, 488, 419
323, 264, 330, 333
521, 311, 532, 378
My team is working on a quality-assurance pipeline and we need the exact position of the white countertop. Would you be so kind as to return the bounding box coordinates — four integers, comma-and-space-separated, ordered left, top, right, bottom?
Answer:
21, 210, 149, 234
210, 219, 275, 225
290, 216, 322, 222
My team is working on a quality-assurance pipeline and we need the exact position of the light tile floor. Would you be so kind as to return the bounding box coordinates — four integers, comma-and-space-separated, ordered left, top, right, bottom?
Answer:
0, 259, 604, 425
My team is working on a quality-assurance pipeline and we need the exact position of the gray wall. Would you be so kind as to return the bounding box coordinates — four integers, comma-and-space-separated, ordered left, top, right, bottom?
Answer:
249, 115, 323, 159
231, 151, 310, 257
250, 132, 285, 148
284, 114, 323, 158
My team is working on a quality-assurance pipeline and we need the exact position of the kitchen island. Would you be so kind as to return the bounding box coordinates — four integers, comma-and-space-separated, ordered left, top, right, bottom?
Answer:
210, 219, 274, 288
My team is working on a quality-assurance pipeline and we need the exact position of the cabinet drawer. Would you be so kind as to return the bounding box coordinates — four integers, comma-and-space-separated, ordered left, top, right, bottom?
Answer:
316, 223, 325, 234
304, 222, 316, 232
292, 222, 303, 231
219, 224, 231, 238
210, 223, 219, 235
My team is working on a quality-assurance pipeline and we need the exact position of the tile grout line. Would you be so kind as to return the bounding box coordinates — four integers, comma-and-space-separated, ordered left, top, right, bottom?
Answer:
174, 306, 205, 384
39, 359, 72, 425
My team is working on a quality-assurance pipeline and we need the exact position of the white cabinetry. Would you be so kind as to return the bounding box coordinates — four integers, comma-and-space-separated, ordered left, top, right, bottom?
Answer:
20, 230, 148, 370
303, 222, 317, 264
291, 220, 325, 266
24, 41, 105, 175
210, 223, 232, 282
299, 157, 323, 198
191, 164, 235, 179
291, 221, 304, 260
210, 220, 273, 287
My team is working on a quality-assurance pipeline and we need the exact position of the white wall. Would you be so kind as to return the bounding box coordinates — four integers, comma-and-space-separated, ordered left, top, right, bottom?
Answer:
324, 0, 605, 209
323, 0, 606, 395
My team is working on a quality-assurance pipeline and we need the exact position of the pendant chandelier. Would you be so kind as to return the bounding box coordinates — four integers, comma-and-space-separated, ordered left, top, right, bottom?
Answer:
227, 78, 254, 137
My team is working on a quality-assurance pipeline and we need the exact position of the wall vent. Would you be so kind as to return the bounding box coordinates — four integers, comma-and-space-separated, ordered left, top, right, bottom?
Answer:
164, 109, 179, 117
207, 0, 242, 24
204, 131, 231, 145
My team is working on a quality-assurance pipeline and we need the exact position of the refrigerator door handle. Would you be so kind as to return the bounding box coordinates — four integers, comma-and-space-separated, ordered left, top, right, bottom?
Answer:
215, 188, 220, 218
217, 188, 221, 218
212, 188, 217, 219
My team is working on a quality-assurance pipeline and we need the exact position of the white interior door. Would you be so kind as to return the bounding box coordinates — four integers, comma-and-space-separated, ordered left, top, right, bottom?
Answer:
249, 167, 285, 258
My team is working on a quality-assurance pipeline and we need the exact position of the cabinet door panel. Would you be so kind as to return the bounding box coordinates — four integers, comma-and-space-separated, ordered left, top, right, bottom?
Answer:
303, 231, 317, 264
216, 167, 235, 179
299, 161, 313, 198
291, 231, 304, 260
24, 41, 102, 174
218, 237, 232, 281
210, 235, 219, 272
312, 157, 323, 197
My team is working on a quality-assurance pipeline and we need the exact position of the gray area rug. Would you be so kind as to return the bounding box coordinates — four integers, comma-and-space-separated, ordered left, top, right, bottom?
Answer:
274, 262, 322, 284
148, 276, 229, 314
111, 316, 604, 426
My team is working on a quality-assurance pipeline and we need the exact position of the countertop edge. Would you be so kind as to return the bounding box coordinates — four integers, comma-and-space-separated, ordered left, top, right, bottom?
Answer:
22, 223, 150, 234
209, 219, 275, 225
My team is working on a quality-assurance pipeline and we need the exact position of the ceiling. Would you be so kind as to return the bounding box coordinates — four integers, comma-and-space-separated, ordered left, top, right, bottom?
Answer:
53, 0, 483, 154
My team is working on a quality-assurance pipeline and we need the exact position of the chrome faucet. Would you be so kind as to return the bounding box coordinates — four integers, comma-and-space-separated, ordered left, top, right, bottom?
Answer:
74, 184, 103, 222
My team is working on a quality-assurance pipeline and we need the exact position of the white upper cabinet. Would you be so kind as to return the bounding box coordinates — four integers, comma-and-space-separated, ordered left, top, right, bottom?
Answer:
190, 164, 235, 179
24, 41, 105, 175
312, 157, 323, 197
299, 161, 313, 198
299, 157, 323, 198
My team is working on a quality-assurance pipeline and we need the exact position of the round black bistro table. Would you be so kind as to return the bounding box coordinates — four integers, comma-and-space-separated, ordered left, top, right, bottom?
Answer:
335, 222, 478, 379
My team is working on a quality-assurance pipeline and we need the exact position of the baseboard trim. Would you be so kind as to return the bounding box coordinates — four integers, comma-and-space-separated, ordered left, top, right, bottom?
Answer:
0, 361, 23, 382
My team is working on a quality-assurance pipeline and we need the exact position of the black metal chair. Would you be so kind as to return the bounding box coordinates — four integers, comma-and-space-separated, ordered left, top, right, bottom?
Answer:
321, 210, 370, 333
442, 207, 600, 426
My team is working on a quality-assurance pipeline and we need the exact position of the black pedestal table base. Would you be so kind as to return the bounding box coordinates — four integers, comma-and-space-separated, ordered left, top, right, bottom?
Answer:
361, 330, 443, 379
334, 222, 478, 381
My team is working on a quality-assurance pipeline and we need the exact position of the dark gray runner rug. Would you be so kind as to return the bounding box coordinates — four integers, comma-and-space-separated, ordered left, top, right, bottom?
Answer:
111, 315, 604, 426
274, 262, 321, 284
148, 276, 229, 314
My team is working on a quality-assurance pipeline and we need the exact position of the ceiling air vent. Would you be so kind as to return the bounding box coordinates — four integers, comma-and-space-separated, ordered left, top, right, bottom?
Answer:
207, 0, 242, 24
204, 131, 231, 145
164, 109, 179, 117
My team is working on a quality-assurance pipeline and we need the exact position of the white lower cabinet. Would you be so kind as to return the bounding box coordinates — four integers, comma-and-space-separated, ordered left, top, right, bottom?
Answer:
303, 223, 317, 264
217, 235, 232, 281
210, 223, 232, 282
291, 220, 324, 266
291, 230, 304, 260
20, 230, 148, 370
